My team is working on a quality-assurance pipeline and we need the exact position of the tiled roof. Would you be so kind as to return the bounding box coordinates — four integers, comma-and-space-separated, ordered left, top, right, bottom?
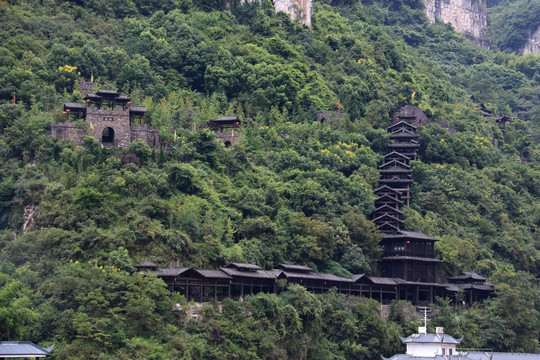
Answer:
134, 261, 157, 269
96, 89, 119, 95
374, 204, 404, 214
266, 269, 283, 277
383, 231, 439, 241
375, 194, 402, 203
482, 352, 540, 359
400, 333, 462, 345
400, 231, 438, 240
373, 214, 404, 223
389, 143, 421, 148
64, 102, 86, 109
389, 128, 418, 136
129, 106, 147, 112
275, 264, 313, 272
367, 277, 401, 285
220, 267, 275, 279
373, 185, 401, 194
212, 115, 240, 121
387, 121, 417, 130
379, 167, 412, 173
384, 355, 486, 360
384, 151, 411, 159
399, 280, 448, 287
377, 222, 401, 232
447, 271, 486, 281
195, 270, 232, 279
379, 159, 411, 169
0, 342, 54, 357
225, 263, 262, 271
458, 283, 494, 291
382, 256, 443, 263
151, 268, 189, 277
281, 271, 352, 283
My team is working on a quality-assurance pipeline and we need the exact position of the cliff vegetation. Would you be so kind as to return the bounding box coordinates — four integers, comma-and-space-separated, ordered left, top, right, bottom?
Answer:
0, 0, 539, 358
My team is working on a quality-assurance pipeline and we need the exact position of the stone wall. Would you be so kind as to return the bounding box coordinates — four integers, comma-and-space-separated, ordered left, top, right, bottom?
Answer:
80, 81, 95, 98
131, 125, 161, 149
315, 111, 344, 129
522, 26, 540, 54
423, 0, 488, 44
51, 122, 86, 146
214, 129, 241, 146
85, 108, 131, 148
52, 108, 160, 149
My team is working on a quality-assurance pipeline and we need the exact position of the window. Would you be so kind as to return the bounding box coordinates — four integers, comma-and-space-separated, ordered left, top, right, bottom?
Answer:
442, 348, 446, 355
449, 349, 453, 355
104, 117, 114, 121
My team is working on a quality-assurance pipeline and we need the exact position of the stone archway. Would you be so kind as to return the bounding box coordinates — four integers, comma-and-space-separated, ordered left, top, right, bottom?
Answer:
102, 127, 115, 146
520, 149, 533, 163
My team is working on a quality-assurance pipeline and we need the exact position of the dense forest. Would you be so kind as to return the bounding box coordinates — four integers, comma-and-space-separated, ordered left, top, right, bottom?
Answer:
0, 0, 539, 358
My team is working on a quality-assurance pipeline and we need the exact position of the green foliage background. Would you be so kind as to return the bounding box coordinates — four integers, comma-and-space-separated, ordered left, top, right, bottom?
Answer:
0, 0, 539, 358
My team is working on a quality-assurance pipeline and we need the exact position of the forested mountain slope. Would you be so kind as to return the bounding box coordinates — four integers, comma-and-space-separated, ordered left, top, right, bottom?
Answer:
487, 0, 540, 53
0, 0, 539, 359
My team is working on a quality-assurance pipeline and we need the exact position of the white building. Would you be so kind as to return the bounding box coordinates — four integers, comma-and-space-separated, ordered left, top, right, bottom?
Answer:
400, 327, 461, 357
384, 327, 540, 360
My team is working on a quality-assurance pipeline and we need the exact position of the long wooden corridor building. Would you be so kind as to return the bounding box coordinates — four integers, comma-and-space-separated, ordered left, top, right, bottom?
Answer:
137, 262, 493, 306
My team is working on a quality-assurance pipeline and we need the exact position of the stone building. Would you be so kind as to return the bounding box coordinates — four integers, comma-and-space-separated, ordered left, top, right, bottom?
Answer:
209, 115, 244, 147
315, 111, 344, 128
51, 86, 159, 149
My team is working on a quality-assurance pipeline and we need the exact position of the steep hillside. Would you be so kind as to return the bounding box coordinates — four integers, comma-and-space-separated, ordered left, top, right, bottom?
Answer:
487, 0, 540, 53
0, 0, 539, 358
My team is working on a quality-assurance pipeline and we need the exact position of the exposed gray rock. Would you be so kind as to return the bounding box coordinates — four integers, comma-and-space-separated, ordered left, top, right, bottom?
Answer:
423, 0, 489, 47
522, 26, 540, 54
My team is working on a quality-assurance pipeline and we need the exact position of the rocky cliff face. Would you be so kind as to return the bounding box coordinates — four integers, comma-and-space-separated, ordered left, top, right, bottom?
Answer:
274, 0, 312, 26
240, 0, 312, 26
423, 0, 489, 46
521, 26, 540, 54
